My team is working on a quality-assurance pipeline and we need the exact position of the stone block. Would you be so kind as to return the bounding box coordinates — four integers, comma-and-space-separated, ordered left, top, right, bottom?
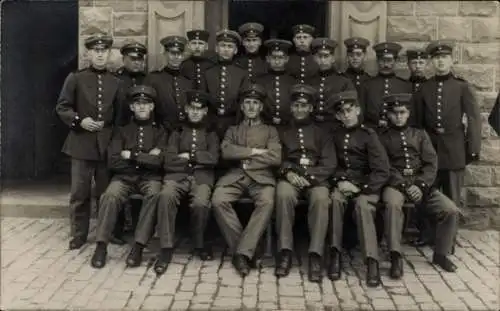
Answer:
493, 167, 500, 186
80, 7, 112, 35
462, 43, 499, 64
462, 207, 491, 230
112, 36, 147, 49
388, 1, 415, 16
112, 0, 135, 12
415, 2, 459, 16
93, 0, 115, 7
134, 0, 149, 12
107, 48, 123, 72
496, 66, 500, 92
466, 187, 500, 207
489, 207, 500, 230
481, 113, 493, 138
477, 92, 498, 112
480, 138, 500, 163
471, 18, 500, 43
459, 1, 499, 17
79, 0, 92, 6
438, 17, 471, 41
465, 165, 493, 186
387, 17, 437, 41
453, 65, 495, 92
113, 13, 147, 36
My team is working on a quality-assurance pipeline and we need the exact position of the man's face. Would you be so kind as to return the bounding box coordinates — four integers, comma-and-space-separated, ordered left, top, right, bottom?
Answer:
123, 55, 145, 73
185, 103, 208, 123
88, 47, 110, 68
266, 50, 289, 71
291, 98, 313, 120
188, 39, 208, 57
377, 54, 396, 74
293, 33, 313, 52
164, 49, 184, 69
216, 41, 238, 60
408, 58, 427, 77
387, 106, 410, 127
130, 100, 154, 120
241, 97, 263, 120
314, 50, 335, 71
242, 37, 262, 54
346, 49, 365, 69
432, 54, 453, 75
336, 102, 360, 128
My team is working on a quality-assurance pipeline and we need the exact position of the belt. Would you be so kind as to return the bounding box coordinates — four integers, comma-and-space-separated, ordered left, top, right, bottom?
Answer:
401, 168, 415, 176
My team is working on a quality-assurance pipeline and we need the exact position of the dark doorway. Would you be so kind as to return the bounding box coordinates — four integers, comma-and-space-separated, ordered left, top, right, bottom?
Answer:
1, 0, 78, 180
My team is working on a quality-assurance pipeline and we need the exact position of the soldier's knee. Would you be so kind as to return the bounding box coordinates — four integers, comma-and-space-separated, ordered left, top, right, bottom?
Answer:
211, 190, 229, 211
99, 190, 125, 206
384, 200, 404, 212
354, 195, 377, 214
191, 197, 211, 211
309, 187, 330, 207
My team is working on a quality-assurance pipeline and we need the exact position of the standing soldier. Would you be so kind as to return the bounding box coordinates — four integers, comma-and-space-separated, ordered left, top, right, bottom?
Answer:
144, 35, 191, 134
310, 38, 355, 128
274, 84, 337, 283
211, 84, 281, 277
406, 49, 428, 94
328, 91, 390, 287
360, 42, 411, 130
90, 85, 165, 268
255, 39, 295, 128
380, 93, 460, 277
342, 37, 372, 96
286, 24, 319, 84
412, 41, 481, 209
236, 22, 267, 81
56, 33, 125, 250
181, 30, 215, 90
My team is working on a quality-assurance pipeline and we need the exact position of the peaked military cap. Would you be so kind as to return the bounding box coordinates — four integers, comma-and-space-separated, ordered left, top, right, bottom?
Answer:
238, 22, 264, 38
216, 29, 242, 44
373, 42, 402, 58
290, 84, 317, 103
240, 84, 267, 101
160, 35, 187, 52
292, 24, 315, 36
128, 85, 157, 102
185, 90, 213, 108
343, 37, 370, 52
406, 49, 428, 61
311, 38, 338, 53
329, 91, 359, 111
84, 33, 113, 49
264, 39, 293, 54
120, 41, 147, 57
426, 40, 454, 57
187, 29, 210, 42
383, 93, 413, 110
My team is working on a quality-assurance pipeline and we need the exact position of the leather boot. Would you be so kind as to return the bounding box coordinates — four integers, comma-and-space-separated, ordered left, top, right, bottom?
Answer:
91, 242, 107, 269
154, 248, 173, 276
432, 254, 457, 272
308, 253, 322, 283
232, 254, 251, 277
327, 248, 342, 281
389, 251, 404, 279
126, 243, 144, 267
194, 245, 213, 261
69, 236, 87, 250
366, 258, 381, 287
274, 250, 292, 278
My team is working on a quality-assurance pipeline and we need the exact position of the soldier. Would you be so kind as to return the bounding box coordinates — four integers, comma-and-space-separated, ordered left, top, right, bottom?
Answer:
90, 85, 165, 268
342, 37, 372, 96
406, 49, 428, 94
180, 30, 215, 90
236, 22, 267, 81
360, 42, 411, 130
286, 24, 319, 84
380, 93, 460, 276
255, 39, 295, 128
211, 84, 281, 277
412, 41, 481, 209
489, 92, 500, 135
151, 90, 220, 275
56, 33, 125, 250
201, 29, 250, 139
144, 35, 191, 134
310, 38, 355, 128
328, 91, 390, 287
274, 84, 337, 283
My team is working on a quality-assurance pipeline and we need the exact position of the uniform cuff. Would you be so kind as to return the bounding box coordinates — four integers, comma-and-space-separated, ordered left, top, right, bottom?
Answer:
414, 180, 428, 192
360, 184, 376, 195
71, 115, 82, 129
130, 152, 138, 161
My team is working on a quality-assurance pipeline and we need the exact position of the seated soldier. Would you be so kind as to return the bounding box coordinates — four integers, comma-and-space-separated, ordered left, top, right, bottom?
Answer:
91, 85, 166, 268
328, 91, 390, 287
211, 84, 282, 277
380, 93, 459, 277
275, 84, 337, 283
151, 90, 220, 275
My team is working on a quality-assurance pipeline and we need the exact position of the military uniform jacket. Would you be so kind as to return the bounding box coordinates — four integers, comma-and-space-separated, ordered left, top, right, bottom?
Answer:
255, 70, 296, 127
163, 124, 219, 186
286, 51, 319, 84
379, 126, 437, 194
180, 56, 216, 90
331, 124, 390, 195
235, 54, 267, 82
360, 73, 412, 128
114, 67, 146, 90
144, 68, 192, 133
279, 119, 337, 186
409, 76, 428, 94
412, 73, 481, 170
56, 68, 125, 161
107, 119, 166, 182
217, 122, 282, 187
342, 68, 372, 96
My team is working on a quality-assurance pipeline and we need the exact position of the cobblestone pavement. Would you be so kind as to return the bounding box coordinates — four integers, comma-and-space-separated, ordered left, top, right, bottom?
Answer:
1, 217, 499, 311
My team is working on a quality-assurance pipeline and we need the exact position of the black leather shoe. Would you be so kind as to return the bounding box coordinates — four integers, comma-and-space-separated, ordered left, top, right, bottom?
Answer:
232, 254, 251, 277
327, 248, 342, 281
69, 237, 87, 250
432, 254, 457, 272
274, 250, 292, 278
389, 252, 404, 279
126, 243, 144, 267
410, 236, 428, 247
154, 248, 173, 275
308, 254, 322, 283
109, 236, 126, 246
366, 258, 381, 287
91, 244, 107, 268
194, 246, 213, 261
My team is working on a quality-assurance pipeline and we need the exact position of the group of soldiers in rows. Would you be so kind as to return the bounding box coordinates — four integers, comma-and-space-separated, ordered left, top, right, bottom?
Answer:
56, 22, 482, 287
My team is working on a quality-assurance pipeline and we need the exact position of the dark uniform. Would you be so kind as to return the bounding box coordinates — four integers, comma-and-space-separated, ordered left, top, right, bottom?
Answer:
488, 92, 500, 135
91, 85, 165, 268
211, 84, 281, 277
342, 37, 372, 96
275, 84, 337, 283
412, 41, 481, 208
360, 42, 412, 130
328, 91, 390, 286
255, 39, 296, 128
56, 34, 125, 249
236, 22, 267, 81
115, 42, 147, 89
406, 49, 428, 94
180, 30, 215, 90
380, 93, 459, 275
144, 36, 192, 133
286, 24, 319, 84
